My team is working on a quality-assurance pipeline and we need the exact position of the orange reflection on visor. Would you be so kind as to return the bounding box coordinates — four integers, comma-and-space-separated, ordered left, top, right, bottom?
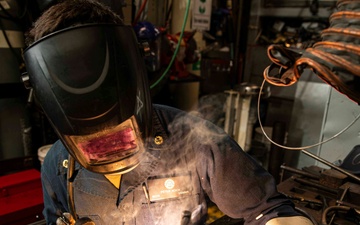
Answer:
79, 127, 137, 162
68, 117, 141, 165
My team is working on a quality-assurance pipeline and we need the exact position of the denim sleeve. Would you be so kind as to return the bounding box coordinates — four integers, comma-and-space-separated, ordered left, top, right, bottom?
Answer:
41, 141, 69, 224
195, 135, 299, 225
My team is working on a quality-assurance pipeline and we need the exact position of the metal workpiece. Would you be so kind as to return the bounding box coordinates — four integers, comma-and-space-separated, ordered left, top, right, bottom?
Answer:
278, 164, 360, 225
280, 165, 321, 180
301, 149, 360, 184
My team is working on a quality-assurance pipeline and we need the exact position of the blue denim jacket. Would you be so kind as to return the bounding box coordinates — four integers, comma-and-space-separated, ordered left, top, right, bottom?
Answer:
41, 104, 298, 225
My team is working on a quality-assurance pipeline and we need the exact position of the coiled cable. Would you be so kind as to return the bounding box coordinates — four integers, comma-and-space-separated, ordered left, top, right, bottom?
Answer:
264, 0, 360, 104
260, 0, 360, 151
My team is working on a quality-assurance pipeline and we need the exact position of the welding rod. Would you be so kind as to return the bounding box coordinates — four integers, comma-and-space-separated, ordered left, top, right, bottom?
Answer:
336, 200, 360, 210
329, 187, 350, 225
280, 165, 320, 179
292, 177, 338, 194
301, 149, 360, 183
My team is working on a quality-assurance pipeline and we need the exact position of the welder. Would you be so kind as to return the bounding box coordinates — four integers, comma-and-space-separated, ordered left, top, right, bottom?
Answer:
22, 0, 314, 224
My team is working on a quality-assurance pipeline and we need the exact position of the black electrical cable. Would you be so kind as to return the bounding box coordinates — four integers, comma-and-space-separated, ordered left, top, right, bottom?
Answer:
0, 0, 29, 70
0, 5, 13, 19
0, 18, 23, 65
18, 0, 30, 20
132, 0, 148, 26
164, 1, 173, 29
0, 0, 28, 20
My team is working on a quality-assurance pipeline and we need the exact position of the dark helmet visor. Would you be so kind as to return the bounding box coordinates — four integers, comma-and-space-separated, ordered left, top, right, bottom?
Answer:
23, 24, 152, 173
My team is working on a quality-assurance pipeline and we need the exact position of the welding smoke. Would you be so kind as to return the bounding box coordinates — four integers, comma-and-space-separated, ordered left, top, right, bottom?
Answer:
136, 97, 229, 225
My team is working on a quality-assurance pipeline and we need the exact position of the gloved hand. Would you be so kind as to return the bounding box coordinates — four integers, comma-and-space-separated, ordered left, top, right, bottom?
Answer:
56, 212, 95, 225
56, 212, 75, 225
265, 216, 314, 225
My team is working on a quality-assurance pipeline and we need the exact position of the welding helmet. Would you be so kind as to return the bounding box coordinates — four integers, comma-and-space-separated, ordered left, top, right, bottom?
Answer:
23, 24, 152, 174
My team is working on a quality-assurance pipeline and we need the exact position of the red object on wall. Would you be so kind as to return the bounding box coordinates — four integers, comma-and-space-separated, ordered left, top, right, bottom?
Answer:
0, 169, 44, 225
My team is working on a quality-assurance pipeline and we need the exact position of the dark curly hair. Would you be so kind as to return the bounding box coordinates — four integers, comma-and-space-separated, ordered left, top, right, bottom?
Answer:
25, 0, 124, 45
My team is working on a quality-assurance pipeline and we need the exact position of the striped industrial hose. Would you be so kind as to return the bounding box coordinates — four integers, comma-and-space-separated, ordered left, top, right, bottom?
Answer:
264, 0, 360, 104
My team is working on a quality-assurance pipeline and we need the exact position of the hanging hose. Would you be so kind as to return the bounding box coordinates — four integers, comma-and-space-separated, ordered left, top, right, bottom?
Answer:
258, 0, 360, 151
264, 0, 360, 104
132, 0, 148, 26
150, 0, 191, 89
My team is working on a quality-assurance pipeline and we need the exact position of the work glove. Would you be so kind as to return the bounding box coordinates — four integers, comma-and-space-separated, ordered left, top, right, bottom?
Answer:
265, 216, 314, 225
56, 212, 95, 225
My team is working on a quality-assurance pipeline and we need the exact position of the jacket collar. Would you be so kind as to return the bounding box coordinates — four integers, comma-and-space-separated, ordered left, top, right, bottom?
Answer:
57, 108, 171, 201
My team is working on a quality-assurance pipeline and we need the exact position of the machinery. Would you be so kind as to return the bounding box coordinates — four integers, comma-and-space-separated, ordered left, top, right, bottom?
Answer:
278, 152, 360, 225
